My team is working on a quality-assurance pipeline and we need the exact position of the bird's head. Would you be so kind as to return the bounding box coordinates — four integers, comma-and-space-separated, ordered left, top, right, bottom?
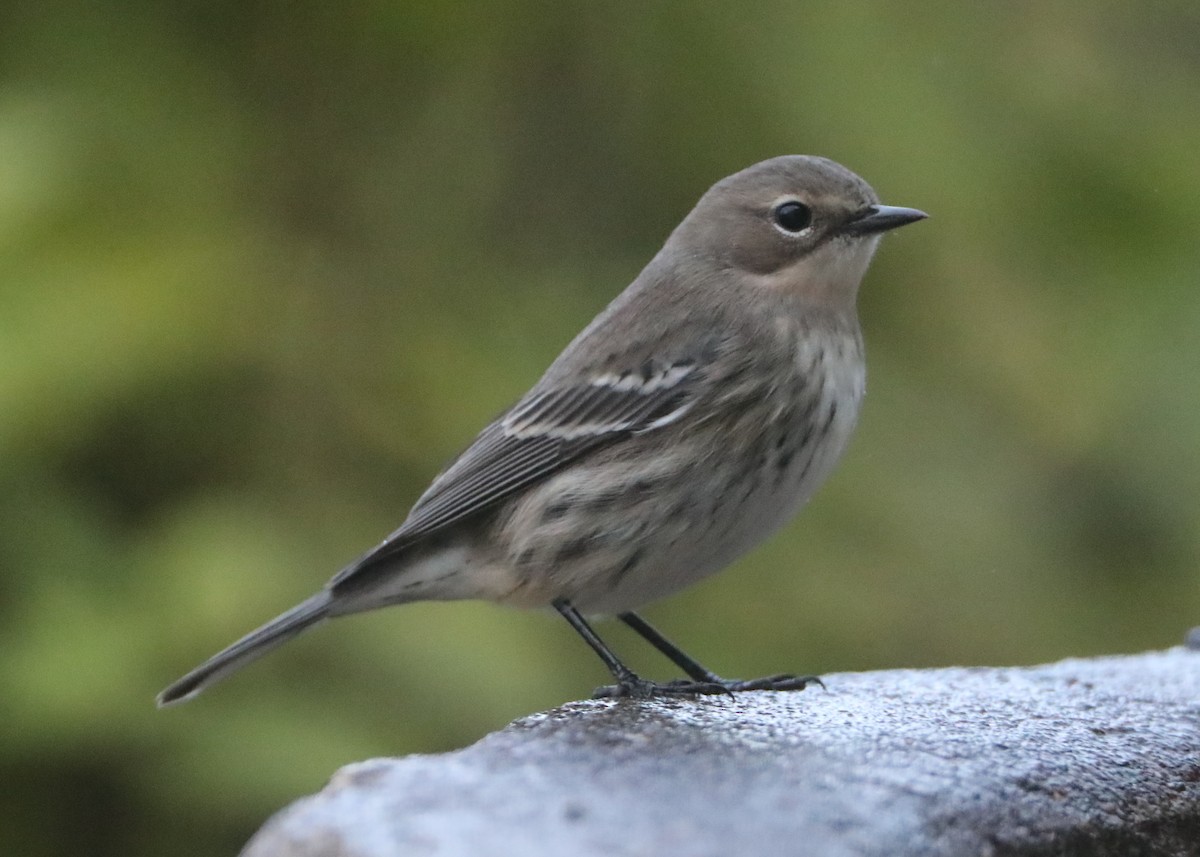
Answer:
670, 155, 926, 310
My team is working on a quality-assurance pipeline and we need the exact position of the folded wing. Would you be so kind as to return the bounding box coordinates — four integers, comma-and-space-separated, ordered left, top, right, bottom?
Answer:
331, 356, 707, 587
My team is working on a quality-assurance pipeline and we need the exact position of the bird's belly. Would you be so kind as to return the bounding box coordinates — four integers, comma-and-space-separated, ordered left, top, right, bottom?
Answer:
568, 393, 860, 613
495, 339, 865, 615
630, 430, 851, 604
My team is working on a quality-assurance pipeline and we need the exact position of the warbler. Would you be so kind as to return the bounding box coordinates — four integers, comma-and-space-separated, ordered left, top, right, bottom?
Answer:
158, 155, 925, 705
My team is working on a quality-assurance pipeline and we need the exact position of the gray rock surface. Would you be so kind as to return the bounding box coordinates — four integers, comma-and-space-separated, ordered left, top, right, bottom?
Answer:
242, 648, 1200, 856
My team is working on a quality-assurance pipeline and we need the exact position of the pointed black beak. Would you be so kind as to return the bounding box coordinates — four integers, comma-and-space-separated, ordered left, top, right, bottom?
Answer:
842, 204, 928, 236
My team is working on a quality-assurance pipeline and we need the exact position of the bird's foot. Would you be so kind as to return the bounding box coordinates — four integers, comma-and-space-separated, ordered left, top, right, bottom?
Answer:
712, 673, 824, 692
592, 673, 822, 699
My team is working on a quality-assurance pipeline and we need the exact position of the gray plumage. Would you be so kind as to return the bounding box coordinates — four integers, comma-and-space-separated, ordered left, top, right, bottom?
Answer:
158, 155, 925, 706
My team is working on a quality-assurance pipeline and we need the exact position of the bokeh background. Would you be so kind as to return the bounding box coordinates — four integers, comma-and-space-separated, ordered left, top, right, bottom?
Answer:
2, 2, 1198, 854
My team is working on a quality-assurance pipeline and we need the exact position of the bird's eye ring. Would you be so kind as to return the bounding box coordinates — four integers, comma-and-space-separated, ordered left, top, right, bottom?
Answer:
772, 200, 813, 234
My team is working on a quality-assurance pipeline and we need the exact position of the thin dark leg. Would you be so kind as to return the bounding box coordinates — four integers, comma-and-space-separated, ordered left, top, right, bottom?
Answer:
618, 611, 721, 683
554, 599, 726, 699
619, 611, 823, 693
554, 599, 640, 687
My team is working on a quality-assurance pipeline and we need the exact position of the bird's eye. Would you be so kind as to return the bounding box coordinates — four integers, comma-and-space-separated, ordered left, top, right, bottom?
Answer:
773, 200, 813, 234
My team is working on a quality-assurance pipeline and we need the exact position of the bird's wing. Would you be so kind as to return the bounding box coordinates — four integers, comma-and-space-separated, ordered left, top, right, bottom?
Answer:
330, 355, 709, 586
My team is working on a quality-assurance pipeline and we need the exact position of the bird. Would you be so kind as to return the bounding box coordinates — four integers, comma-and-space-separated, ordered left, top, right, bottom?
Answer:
157, 155, 926, 706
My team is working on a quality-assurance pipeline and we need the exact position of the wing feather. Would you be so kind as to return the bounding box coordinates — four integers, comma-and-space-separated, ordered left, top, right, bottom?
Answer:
330, 357, 705, 587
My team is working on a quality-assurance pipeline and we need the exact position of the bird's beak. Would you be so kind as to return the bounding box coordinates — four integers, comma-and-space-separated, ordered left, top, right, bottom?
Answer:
843, 204, 928, 236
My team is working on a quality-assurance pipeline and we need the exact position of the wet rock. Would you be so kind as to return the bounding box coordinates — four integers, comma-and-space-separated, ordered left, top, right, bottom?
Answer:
243, 647, 1200, 856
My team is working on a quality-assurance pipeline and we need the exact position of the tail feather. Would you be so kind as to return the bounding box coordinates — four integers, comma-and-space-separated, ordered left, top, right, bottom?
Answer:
157, 592, 332, 707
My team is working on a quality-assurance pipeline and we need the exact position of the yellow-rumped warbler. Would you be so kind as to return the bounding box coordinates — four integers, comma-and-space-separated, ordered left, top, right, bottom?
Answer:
158, 156, 925, 705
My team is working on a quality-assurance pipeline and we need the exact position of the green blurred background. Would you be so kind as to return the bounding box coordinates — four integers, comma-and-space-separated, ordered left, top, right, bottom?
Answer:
2, 1, 1198, 853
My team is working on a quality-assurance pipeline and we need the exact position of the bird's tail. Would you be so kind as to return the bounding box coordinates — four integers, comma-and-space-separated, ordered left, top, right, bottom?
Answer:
156, 591, 332, 707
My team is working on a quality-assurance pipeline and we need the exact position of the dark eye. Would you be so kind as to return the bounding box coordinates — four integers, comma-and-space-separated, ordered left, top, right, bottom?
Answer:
773, 201, 813, 233
772, 196, 811, 230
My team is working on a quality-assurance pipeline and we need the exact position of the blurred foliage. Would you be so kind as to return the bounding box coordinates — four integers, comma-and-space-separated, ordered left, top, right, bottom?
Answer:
2, 1, 1199, 854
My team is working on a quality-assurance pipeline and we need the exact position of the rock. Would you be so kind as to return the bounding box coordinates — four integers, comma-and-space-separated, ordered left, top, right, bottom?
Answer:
242, 647, 1200, 856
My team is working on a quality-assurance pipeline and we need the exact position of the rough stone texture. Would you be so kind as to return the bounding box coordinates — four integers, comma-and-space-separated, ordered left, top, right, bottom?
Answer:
242, 647, 1200, 856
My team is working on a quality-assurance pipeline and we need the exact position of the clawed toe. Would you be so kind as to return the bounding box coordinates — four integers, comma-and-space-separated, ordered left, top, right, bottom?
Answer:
719, 673, 824, 692
664, 678, 733, 696
593, 673, 823, 699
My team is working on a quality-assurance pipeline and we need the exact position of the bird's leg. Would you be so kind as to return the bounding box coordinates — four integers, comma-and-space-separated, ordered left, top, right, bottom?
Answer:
553, 599, 725, 698
618, 611, 822, 693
